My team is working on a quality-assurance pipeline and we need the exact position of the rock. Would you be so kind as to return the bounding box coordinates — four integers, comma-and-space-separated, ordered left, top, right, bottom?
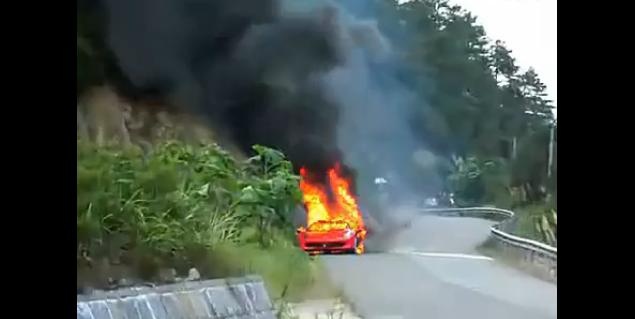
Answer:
158, 268, 177, 283
106, 277, 118, 289
186, 268, 201, 281
141, 282, 156, 288
77, 285, 94, 295
117, 278, 131, 287
549, 267, 557, 280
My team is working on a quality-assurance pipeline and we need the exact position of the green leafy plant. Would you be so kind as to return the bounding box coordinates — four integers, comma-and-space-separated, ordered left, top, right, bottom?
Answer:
77, 140, 302, 261
448, 155, 511, 207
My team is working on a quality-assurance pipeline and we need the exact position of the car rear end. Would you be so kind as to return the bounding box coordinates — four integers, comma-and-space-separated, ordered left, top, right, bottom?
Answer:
297, 228, 359, 254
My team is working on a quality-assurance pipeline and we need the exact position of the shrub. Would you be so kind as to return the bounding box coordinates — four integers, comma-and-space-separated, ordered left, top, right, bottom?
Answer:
77, 140, 302, 268
510, 204, 556, 246
447, 156, 511, 207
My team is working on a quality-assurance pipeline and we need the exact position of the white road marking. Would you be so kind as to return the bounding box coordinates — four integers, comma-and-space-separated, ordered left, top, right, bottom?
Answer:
391, 250, 494, 261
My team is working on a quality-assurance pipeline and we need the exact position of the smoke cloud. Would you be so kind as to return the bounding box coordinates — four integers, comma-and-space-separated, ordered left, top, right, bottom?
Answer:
102, 0, 440, 207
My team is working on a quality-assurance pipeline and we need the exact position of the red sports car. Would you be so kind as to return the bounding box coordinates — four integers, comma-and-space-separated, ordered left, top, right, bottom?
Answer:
296, 220, 366, 255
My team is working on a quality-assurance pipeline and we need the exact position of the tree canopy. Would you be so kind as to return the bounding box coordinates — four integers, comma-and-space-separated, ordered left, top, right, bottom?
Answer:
384, 0, 555, 203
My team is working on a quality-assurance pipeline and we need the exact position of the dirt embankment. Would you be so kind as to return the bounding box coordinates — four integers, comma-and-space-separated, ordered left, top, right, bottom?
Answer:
77, 86, 244, 157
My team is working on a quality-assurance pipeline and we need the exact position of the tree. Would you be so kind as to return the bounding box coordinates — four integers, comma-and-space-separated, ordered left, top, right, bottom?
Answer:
402, 0, 506, 158
490, 40, 519, 85
517, 68, 554, 120
382, 0, 556, 206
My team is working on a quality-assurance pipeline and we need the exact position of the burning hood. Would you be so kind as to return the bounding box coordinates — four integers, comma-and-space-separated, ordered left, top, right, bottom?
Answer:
296, 163, 367, 255
299, 163, 366, 231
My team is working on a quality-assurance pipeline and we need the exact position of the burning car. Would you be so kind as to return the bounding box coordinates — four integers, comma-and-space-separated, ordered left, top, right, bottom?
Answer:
297, 219, 367, 254
296, 164, 367, 255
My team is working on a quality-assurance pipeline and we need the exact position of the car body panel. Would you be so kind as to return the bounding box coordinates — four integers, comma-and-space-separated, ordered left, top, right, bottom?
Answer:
297, 222, 366, 254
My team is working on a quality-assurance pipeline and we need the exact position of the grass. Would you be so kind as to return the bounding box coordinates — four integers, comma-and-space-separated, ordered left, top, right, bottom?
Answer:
504, 204, 556, 246
77, 140, 337, 300
209, 243, 338, 301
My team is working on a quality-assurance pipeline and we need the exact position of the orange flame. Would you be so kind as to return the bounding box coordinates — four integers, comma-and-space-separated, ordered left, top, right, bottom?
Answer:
299, 164, 366, 232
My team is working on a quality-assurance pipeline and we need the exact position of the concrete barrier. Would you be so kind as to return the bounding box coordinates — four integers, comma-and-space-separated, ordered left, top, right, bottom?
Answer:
77, 275, 275, 319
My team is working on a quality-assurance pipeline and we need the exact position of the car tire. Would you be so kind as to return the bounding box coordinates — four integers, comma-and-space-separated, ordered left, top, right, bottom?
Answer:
350, 238, 359, 255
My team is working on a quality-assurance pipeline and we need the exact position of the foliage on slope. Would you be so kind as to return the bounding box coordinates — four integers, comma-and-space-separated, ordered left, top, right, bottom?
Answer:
77, 141, 331, 299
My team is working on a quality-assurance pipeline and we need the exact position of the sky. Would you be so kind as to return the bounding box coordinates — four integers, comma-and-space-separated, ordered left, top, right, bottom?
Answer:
397, 0, 557, 117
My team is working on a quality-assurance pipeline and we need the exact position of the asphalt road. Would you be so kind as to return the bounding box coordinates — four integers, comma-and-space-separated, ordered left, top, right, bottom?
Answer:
322, 208, 557, 319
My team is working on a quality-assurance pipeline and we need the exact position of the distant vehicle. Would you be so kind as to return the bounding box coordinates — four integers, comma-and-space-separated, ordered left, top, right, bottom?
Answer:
374, 177, 388, 185
449, 193, 455, 206
435, 192, 456, 208
296, 219, 367, 255
424, 197, 438, 207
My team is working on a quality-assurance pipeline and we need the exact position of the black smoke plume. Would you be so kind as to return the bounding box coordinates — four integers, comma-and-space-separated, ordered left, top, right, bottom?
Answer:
102, 0, 358, 178
98, 0, 443, 253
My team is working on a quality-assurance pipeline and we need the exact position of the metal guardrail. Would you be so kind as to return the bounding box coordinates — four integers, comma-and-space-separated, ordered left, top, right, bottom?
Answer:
420, 207, 557, 260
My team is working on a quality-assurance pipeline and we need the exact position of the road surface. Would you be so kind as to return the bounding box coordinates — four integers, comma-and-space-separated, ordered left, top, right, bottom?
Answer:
322, 207, 557, 319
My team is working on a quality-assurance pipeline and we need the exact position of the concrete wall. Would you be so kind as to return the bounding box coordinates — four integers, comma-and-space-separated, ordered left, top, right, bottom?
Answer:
77, 275, 275, 319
